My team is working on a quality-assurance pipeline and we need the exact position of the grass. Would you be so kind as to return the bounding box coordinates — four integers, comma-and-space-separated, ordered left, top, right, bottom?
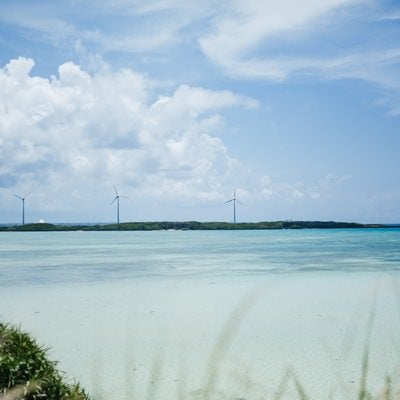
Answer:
0, 322, 89, 400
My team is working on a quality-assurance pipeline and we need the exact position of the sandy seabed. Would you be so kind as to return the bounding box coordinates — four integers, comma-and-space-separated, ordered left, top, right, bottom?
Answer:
1, 272, 399, 399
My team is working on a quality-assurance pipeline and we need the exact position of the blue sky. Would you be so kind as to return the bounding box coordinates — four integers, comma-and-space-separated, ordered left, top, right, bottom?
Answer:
0, 0, 399, 224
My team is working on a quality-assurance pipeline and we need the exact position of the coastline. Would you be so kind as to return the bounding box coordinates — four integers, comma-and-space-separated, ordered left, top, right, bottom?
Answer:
0, 220, 395, 232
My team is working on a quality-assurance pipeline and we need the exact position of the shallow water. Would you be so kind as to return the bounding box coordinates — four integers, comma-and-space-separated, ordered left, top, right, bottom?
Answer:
0, 229, 399, 286
1, 229, 400, 399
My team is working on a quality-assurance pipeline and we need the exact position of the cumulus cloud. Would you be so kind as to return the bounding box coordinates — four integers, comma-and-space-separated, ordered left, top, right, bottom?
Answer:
0, 57, 258, 219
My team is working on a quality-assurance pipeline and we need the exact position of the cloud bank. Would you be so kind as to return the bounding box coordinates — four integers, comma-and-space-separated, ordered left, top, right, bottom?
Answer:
0, 57, 260, 220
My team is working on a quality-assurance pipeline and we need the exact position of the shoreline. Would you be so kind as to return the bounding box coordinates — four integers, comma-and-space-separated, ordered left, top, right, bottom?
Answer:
0, 220, 396, 232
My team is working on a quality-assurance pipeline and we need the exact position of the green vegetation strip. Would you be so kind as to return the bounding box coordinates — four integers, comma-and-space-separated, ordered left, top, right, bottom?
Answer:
0, 221, 389, 232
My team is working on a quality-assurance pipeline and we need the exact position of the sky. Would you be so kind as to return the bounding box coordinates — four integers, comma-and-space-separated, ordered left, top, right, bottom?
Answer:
0, 0, 399, 224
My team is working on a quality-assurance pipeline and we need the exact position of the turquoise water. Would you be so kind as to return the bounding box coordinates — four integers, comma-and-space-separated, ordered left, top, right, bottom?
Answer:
1, 228, 399, 286
1, 228, 400, 399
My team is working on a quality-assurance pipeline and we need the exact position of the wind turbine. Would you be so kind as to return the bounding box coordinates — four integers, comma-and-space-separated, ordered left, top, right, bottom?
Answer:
225, 189, 242, 224
111, 185, 127, 224
14, 192, 31, 226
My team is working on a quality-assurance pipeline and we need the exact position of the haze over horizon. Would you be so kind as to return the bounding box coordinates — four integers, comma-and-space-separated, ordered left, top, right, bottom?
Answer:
1, 1, 399, 224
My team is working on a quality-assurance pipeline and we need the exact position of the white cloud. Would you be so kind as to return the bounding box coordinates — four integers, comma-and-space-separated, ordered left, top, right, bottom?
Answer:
3, 0, 399, 101
195, 0, 400, 113
0, 0, 211, 57
379, 10, 400, 21
257, 173, 353, 203
198, 0, 367, 80
0, 57, 257, 219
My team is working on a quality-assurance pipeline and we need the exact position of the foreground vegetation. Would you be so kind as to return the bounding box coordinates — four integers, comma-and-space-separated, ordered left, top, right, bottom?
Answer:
0, 323, 89, 400
0, 220, 390, 232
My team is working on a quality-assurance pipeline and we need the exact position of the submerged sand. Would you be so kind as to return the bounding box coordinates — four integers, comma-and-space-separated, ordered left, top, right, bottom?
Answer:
1, 272, 399, 399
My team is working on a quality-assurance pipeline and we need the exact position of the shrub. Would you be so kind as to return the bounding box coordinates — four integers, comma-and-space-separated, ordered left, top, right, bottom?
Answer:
0, 323, 89, 400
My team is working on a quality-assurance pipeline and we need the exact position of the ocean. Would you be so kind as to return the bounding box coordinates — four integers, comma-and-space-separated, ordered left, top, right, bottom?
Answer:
1, 229, 399, 399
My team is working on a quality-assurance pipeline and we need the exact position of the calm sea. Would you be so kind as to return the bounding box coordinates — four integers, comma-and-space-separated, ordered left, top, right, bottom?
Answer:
1, 228, 399, 287
1, 228, 400, 399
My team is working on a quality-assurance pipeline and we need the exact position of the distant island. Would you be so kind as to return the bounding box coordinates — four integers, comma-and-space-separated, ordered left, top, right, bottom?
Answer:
0, 220, 397, 231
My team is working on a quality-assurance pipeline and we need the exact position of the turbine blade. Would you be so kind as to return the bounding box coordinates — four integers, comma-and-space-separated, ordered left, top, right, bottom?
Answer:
14, 194, 23, 200
111, 196, 118, 205
225, 199, 233, 204
25, 191, 32, 198
113, 185, 118, 196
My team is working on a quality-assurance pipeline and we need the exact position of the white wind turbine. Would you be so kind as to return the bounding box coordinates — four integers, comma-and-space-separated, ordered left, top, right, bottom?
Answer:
111, 185, 127, 224
14, 192, 32, 226
225, 189, 242, 224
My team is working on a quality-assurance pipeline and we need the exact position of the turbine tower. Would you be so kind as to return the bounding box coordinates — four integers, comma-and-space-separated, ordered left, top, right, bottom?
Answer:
225, 189, 242, 223
111, 185, 127, 224
14, 192, 31, 226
